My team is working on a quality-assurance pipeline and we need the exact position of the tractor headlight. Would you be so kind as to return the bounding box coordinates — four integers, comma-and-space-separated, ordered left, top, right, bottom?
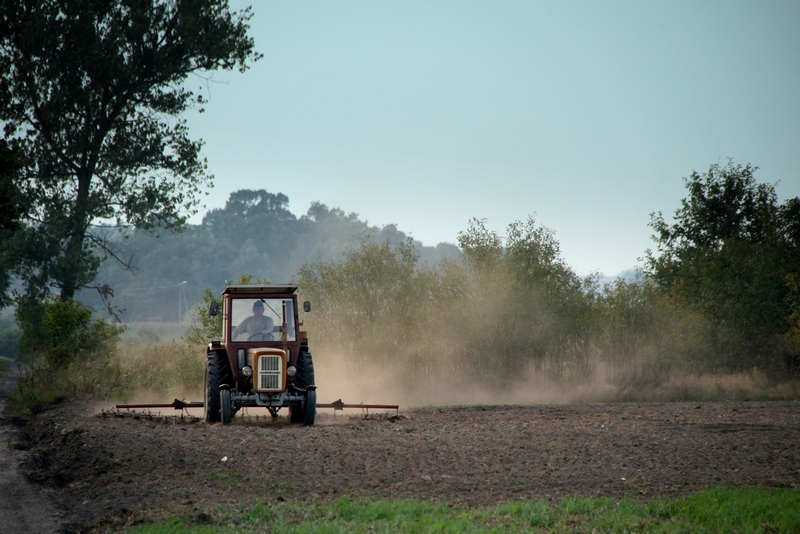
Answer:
286, 365, 296, 377
242, 365, 253, 377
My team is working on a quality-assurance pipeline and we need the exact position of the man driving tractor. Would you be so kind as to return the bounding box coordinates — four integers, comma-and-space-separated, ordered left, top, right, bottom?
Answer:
232, 299, 276, 340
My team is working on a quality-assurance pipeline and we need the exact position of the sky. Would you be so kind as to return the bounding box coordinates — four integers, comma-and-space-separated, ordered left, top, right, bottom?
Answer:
185, 0, 800, 277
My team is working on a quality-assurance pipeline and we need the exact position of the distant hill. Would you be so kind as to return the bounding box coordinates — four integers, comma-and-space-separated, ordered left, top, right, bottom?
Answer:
76, 189, 460, 322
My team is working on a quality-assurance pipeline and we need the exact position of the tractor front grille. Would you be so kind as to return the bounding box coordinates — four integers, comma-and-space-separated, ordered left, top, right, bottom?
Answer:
257, 354, 283, 392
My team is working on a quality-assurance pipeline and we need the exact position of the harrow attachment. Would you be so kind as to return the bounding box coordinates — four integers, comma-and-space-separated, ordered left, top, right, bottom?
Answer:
115, 399, 204, 410
115, 398, 399, 415
317, 399, 399, 415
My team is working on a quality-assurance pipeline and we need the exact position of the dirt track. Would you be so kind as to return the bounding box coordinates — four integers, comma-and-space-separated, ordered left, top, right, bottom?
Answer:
1, 395, 797, 533
0, 362, 62, 533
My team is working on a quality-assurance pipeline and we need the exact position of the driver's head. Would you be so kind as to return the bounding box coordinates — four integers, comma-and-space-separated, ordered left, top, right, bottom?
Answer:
253, 300, 264, 314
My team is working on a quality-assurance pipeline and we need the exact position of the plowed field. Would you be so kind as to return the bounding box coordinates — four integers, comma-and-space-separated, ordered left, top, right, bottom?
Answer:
2, 365, 800, 532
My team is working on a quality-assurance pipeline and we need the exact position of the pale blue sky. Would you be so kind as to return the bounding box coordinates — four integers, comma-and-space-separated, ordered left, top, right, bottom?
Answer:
186, 0, 800, 276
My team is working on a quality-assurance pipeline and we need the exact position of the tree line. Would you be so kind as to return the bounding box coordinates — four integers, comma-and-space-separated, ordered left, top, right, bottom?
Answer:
1, 2, 798, 401
298, 161, 800, 393
74, 189, 459, 322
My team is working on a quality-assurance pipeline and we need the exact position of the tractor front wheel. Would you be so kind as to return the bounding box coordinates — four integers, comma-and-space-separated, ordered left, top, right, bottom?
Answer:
220, 389, 232, 424
303, 388, 316, 426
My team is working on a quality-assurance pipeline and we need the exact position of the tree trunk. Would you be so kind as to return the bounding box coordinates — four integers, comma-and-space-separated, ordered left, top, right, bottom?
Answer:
59, 169, 91, 301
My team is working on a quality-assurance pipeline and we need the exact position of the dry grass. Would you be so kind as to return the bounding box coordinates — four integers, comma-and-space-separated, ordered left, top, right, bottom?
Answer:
610, 371, 800, 403
112, 341, 205, 403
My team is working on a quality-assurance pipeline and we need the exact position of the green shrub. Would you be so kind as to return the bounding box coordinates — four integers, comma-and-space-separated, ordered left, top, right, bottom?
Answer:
7, 296, 125, 412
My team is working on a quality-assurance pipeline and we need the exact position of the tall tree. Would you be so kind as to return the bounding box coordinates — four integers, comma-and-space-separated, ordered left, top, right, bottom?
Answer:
0, 0, 260, 301
0, 139, 26, 306
202, 189, 297, 250
647, 161, 800, 372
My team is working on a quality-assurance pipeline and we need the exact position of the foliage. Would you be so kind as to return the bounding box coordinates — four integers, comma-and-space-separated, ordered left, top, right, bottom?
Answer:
299, 234, 420, 341
0, 314, 20, 360
40, 297, 124, 368
74, 189, 460, 322
0, 138, 26, 307
456, 217, 504, 271
7, 296, 124, 412
203, 190, 297, 254
647, 160, 800, 374
299, 217, 602, 388
8, 329, 206, 413
0, 0, 260, 301
453, 217, 599, 382
597, 275, 711, 387
13, 292, 48, 363
298, 234, 441, 381
297, 207, 800, 395
785, 273, 800, 364
8, 159, 790, 404
126, 487, 800, 533
183, 287, 224, 346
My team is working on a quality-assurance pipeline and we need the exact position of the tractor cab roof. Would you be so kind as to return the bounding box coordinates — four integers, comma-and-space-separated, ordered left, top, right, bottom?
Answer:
222, 284, 299, 295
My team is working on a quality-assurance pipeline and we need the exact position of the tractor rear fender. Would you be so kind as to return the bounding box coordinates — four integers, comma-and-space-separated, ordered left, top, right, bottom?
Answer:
207, 345, 228, 361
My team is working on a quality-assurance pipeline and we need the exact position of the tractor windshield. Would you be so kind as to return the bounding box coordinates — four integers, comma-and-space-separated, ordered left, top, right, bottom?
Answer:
230, 298, 296, 342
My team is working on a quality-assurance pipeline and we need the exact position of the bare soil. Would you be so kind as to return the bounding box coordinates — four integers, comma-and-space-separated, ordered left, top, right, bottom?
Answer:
3, 389, 800, 532
0, 362, 62, 533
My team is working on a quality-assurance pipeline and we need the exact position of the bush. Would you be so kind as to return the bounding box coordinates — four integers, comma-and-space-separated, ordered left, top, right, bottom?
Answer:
7, 296, 125, 412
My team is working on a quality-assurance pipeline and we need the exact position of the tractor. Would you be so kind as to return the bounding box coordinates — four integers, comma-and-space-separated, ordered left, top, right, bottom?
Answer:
204, 284, 316, 425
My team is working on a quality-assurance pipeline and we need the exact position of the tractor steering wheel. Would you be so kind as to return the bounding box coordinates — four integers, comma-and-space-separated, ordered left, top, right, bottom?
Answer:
248, 332, 274, 341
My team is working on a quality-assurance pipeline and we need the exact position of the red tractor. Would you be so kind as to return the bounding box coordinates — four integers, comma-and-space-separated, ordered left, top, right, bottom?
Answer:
205, 284, 316, 425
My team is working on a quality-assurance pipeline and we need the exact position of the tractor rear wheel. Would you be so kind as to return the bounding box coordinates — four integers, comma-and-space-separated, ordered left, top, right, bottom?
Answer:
204, 352, 229, 423
290, 352, 315, 424
303, 388, 316, 426
220, 388, 232, 424
295, 351, 315, 389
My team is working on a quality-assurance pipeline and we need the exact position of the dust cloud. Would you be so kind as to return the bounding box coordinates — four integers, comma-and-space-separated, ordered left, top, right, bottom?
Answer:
314, 347, 610, 408
102, 324, 799, 417
312, 344, 797, 408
